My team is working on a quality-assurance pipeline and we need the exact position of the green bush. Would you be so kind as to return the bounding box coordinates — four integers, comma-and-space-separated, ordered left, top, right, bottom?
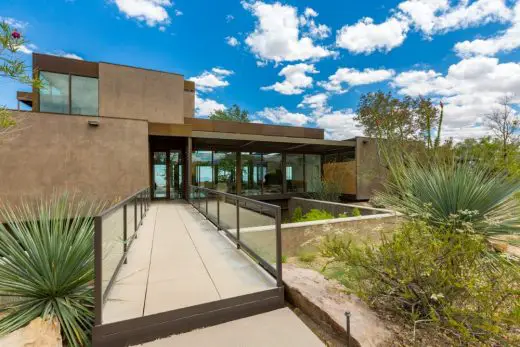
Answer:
298, 209, 334, 222
281, 255, 288, 263
351, 207, 361, 217
0, 193, 104, 346
320, 221, 520, 344
338, 212, 349, 218
291, 206, 303, 222
298, 252, 317, 263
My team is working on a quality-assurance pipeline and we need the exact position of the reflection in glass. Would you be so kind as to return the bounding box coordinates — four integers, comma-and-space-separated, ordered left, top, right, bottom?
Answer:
263, 153, 282, 194
192, 151, 214, 188
241, 153, 262, 195
170, 152, 183, 199
71, 75, 99, 116
40, 71, 69, 114
305, 154, 322, 192
153, 152, 167, 198
286, 154, 304, 193
214, 152, 236, 193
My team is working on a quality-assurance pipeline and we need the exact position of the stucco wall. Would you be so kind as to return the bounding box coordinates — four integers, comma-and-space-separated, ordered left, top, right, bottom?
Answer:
0, 111, 149, 205
183, 91, 194, 118
98, 63, 185, 124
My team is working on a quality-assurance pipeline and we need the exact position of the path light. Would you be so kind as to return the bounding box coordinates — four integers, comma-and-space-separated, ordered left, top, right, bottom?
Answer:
345, 311, 351, 347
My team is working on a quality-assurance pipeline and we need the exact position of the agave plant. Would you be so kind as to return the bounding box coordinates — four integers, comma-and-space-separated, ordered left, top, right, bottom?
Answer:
377, 158, 520, 235
0, 193, 104, 346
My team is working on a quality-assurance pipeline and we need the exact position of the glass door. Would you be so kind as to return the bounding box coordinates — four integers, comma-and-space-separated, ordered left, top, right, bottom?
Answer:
170, 151, 183, 200
153, 152, 167, 199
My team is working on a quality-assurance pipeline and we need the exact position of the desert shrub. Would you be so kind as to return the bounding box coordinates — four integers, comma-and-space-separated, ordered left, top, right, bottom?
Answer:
338, 212, 349, 218
298, 252, 317, 263
296, 209, 334, 222
281, 255, 288, 263
291, 206, 303, 222
378, 159, 520, 236
0, 193, 104, 346
320, 221, 520, 344
307, 180, 342, 202
351, 207, 361, 217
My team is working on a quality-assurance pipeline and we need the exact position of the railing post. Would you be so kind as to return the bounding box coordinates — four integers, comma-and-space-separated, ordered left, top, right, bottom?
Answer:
236, 198, 240, 249
134, 196, 137, 236
217, 195, 220, 230
94, 216, 103, 326
140, 192, 143, 224
205, 191, 208, 217
123, 204, 128, 264
275, 206, 282, 287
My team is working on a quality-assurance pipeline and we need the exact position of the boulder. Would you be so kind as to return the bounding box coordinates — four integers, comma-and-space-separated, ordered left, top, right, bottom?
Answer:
283, 264, 394, 347
0, 317, 62, 347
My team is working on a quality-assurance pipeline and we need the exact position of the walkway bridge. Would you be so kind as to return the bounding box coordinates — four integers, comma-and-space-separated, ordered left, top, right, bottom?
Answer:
92, 187, 286, 346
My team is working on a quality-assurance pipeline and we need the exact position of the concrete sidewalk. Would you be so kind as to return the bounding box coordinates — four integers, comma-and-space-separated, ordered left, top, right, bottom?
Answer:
137, 308, 325, 347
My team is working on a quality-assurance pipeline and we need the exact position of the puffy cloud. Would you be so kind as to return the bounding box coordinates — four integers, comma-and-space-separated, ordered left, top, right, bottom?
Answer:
261, 63, 318, 95
319, 67, 396, 93
454, 2, 520, 57
111, 0, 174, 27
399, 0, 512, 36
189, 68, 234, 92
299, 7, 331, 40
315, 110, 364, 140
298, 93, 331, 116
243, 1, 333, 63
392, 56, 520, 140
17, 43, 37, 55
336, 17, 409, 54
195, 95, 225, 117
255, 106, 310, 126
0, 17, 28, 29
225, 36, 240, 47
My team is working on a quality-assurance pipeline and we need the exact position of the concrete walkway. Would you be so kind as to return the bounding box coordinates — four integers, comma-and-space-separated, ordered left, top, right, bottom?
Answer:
102, 201, 276, 324
137, 308, 325, 347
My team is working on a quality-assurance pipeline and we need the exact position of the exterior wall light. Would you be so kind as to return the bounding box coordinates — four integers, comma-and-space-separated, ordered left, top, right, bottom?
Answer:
88, 120, 100, 127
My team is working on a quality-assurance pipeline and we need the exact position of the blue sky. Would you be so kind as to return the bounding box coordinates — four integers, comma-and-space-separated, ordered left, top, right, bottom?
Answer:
1, 0, 519, 141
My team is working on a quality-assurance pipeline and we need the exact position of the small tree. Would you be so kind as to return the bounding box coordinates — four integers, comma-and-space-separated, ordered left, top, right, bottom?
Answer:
209, 104, 250, 123
486, 95, 519, 166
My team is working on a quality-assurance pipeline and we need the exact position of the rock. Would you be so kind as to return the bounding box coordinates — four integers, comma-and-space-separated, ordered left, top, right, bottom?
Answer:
283, 264, 395, 347
0, 317, 62, 347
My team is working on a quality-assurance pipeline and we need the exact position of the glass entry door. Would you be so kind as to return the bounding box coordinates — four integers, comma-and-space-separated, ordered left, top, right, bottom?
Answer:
152, 150, 184, 200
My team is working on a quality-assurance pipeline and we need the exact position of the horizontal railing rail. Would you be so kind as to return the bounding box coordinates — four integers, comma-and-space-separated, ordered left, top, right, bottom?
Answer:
190, 186, 283, 288
94, 187, 151, 326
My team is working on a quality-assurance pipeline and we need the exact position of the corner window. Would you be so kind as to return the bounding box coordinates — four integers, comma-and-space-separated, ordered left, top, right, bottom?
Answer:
305, 154, 321, 192
40, 72, 69, 114
39, 71, 99, 116
71, 76, 99, 116
286, 154, 304, 193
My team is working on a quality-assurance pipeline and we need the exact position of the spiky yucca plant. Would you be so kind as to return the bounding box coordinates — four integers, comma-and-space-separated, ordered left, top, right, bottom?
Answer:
0, 193, 104, 346
378, 157, 520, 235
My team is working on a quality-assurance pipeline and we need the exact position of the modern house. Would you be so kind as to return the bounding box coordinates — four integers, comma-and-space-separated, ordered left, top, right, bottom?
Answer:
1, 53, 382, 208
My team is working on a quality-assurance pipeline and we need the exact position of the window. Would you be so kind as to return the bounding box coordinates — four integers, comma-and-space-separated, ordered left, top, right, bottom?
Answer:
241, 152, 262, 195
40, 72, 69, 114
305, 154, 321, 192
263, 153, 282, 194
39, 71, 99, 116
214, 152, 236, 193
71, 76, 98, 116
286, 154, 304, 193
192, 151, 213, 188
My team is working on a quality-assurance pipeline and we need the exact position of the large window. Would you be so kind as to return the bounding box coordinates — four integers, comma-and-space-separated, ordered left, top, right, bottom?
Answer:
39, 71, 98, 116
40, 72, 69, 114
286, 154, 304, 192
241, 152, 262, 195
263, 153, 282, 194
71, 76, 99, 116
214, 152, 236, 193
192, 151, 213, 189
305, 154, 321, 192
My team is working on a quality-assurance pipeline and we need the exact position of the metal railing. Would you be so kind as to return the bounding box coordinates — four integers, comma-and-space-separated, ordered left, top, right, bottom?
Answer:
190, 186, 283, 287
94, 187, 151, 325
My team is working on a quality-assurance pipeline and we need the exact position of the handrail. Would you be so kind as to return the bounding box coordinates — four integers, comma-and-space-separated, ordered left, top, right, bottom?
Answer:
94, 187, 151, 326
190, 186, 283, 288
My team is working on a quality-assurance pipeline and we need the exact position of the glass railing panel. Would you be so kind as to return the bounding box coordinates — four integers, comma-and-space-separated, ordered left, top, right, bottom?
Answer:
127, 202, 135, 240
206, 191, 218, 225
101, 206, 124, 300
219, 196, 238, 238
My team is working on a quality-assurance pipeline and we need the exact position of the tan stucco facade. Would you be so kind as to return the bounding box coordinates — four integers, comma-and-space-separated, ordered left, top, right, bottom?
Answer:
98, 63, 187, 124
0, 111, 149, 205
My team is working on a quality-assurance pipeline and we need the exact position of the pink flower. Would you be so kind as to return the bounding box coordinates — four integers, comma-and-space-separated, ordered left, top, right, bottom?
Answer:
440, 101, 444, 109
11, 30, 21, 39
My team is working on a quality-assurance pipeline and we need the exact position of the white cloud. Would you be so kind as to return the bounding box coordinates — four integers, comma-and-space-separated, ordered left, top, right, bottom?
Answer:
175, 9, 183, 16
315, 110, 364, 140
298, 92, 331, 116
189, 68, 234, 92
17, 43, 37, 55
454, 2, 520, 57
319, 67, 396, 93
256, 106, 310, 126
399, 0, 512, 36
299, 7, 331, 40
225, 36, 240, 47
243, 1, 333, 63
195, 95, 226, 117
336, 16, 409, 54
60, 53, 83, 60
0, 17, 28, 29
392, 56, 520, 140
226, 14, 235, 22
111, 0, 173, 27
261, 63, 318, 95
